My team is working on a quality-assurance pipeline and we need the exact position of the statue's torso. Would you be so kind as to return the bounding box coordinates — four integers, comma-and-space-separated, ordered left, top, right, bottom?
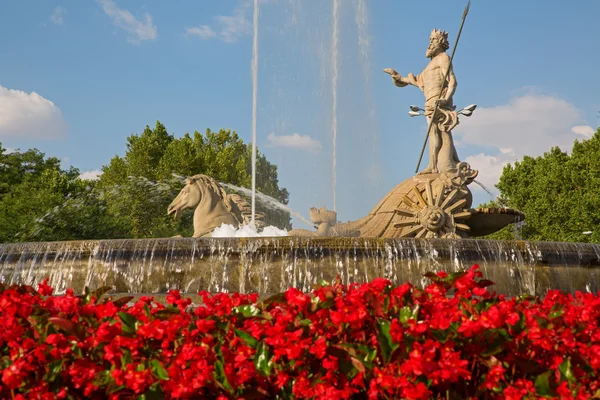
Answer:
421, 53, 451, 103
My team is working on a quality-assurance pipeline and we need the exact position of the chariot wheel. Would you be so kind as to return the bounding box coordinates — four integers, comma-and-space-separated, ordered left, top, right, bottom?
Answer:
393, 180, 472, 238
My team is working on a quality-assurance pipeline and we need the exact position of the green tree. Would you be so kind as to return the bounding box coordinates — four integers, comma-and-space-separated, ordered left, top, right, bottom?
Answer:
483, 129, 600, 242
0, 146, 120, 242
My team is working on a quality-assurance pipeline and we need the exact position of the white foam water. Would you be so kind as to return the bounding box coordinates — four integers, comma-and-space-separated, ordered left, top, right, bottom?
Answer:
211, 223, 288, 238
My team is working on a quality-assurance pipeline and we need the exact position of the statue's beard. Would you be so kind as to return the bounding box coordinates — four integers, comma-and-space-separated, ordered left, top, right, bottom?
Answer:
426, 46, 441, 58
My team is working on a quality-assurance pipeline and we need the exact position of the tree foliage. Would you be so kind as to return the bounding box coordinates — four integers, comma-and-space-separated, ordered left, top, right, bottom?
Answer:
0, 122, 290, 242
0, 145, 121, 242
483, 129, 600, 242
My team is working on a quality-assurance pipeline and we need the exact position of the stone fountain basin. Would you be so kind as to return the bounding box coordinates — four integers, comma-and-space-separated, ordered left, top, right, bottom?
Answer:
467, 207, 525, 237
1, 237, 598, 297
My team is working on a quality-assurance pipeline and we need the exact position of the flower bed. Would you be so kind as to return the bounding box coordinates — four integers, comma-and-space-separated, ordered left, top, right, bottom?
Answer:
1, 265, 600, 399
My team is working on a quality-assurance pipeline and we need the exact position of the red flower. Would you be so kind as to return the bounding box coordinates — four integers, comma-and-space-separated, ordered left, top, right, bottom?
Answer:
123, 364, 152, 393
506, 312, 520, 325
2, 363, 24, 389
309, 336, 327, 359
194, 318, 216, 334
2, 267, 600, 399
482, 364, 506, 390
37, 278, 53, 296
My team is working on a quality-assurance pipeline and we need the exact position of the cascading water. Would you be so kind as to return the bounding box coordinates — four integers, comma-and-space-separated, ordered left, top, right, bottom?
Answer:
2, 238, 599, 296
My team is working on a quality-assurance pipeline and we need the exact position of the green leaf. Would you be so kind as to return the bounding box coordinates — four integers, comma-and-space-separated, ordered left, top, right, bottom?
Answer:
260, 292, 286, 307
45, 360, 63, 383
423, 272, 442, 283
477, 279, 495, 288
234, 304, 261, 318
214, 359, 233, 392
327, 345, 350, 359
481, 330, 509, 357
399, 306, 412, 323
431, 329, 449, 343
150, 359, 169, 381
350, 357, 366, 373
94, 370, 112, 386
153, 309, 180, 320
376, 319, 399, 364
355, 344, 377, 367
558, 358, 575, 382
113, 296, 134, 308
118, 312, 138, 334
138, 385, 164, 400
109, 385, 126, 394
235, 329, 258, 348
76, 287, 91, 303
254, 342, 272, 377
121, 349, 133, 365
549, 310, 564, 318
534, 371, 555, 397
549, 304, 564, 319
443, 271, 466, 285
91, 286, 113, 300
48, 317, 84, 339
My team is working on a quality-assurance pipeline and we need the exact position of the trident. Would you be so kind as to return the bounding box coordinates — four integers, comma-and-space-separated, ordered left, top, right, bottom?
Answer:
414, 0, 471, 173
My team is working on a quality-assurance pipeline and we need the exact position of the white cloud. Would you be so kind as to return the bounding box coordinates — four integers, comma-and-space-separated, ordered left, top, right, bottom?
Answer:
79, 170, 103, 180
571, 125, 595, 139
464, 153, 506, 196
0, 85, 68, 139
214, 8, 252, 43
266, 132, 322, 153
454, 93, 591, 193
187, 0, 269, 43
97, 0, 157, 44
185, 25, 216, 39
51, 6, 67, 25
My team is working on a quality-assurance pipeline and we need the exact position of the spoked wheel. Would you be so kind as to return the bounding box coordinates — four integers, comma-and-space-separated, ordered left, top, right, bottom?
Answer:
394, 179, 472, 238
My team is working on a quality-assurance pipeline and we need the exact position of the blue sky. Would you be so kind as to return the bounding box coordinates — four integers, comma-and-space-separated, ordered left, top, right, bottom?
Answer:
1, 0, 599, 228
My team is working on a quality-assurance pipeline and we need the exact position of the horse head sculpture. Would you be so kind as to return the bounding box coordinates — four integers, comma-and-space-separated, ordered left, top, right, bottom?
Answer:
168, 174, 264, 237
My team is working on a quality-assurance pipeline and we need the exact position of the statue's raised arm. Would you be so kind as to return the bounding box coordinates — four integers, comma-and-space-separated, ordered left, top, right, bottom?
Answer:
383, 68, 423, 91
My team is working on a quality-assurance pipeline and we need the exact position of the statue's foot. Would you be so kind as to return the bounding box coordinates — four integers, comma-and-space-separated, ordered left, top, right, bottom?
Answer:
417, 167, 438, 175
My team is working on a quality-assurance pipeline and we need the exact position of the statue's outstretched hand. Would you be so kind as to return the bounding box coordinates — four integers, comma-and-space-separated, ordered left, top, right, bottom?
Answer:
383, 68, 398, 77
384, 68, 407, 88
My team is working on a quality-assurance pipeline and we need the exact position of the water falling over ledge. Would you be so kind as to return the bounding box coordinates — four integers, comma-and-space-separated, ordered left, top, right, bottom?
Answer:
1, 238, 599, 296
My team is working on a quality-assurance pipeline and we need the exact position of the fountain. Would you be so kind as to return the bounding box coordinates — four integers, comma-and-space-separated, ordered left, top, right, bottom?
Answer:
288, 27, 524, 241
1, 9, 600, 298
